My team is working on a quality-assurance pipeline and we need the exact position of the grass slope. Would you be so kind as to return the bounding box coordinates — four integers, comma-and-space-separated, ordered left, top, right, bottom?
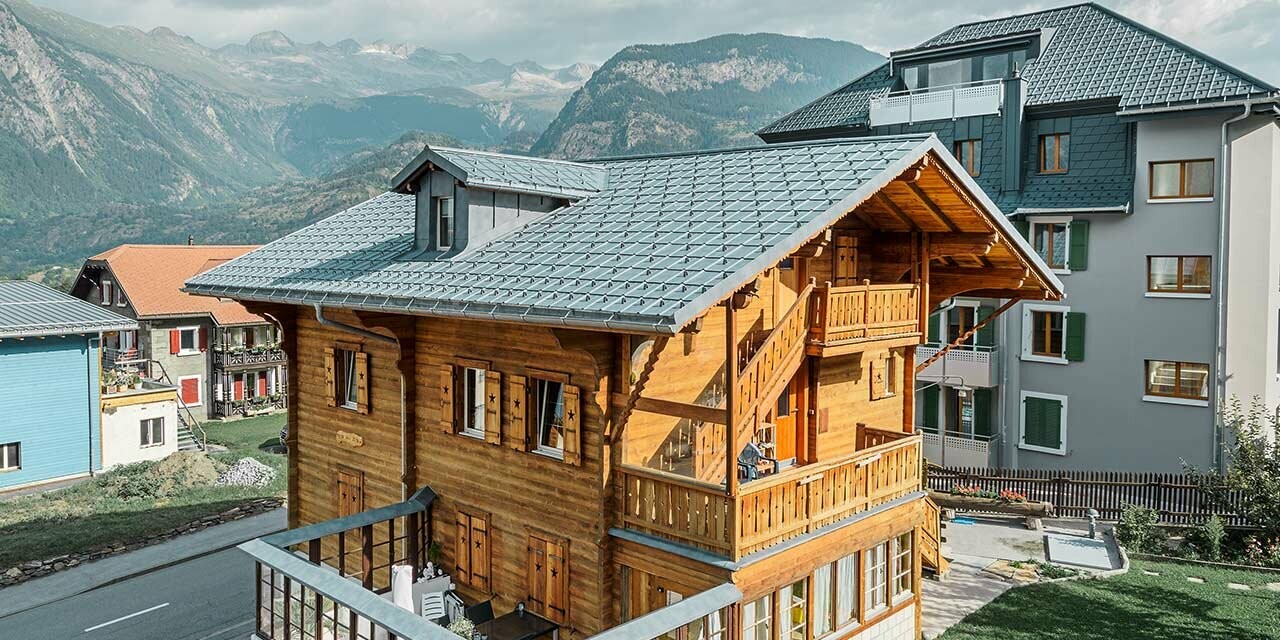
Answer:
940, 559, 1280, 640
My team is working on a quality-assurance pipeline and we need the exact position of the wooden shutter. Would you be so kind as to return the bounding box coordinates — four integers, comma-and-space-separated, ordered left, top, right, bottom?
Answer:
354, 351, 370, 414
336, 468, 363, 517
1043, 398, 1063, 449
562, 385, 582, 466
440, 364, 456, 433
169, 329, 180, 355
544, 539, 569, 623
1064, 312, 1086, 362
198, 326, 209, 352
233, 378, 245, 401
470, 516, 490, 592
973, 388, 993, 436
505, 374, 528, 450
258, 375, 268, 397
455, 512, 471, 585
869, 356, 887, 401
976, 305, 996, 346
834, 235, 857, 286
323, 347, 337, 407
527, 536, 547, 612
926, 313, 940, 343
484, 372, 502, 445
1068, 220, 1090, 271
1013, 218, 1030, 239
921, 386, 939, 431
1023, 396, 1044, 447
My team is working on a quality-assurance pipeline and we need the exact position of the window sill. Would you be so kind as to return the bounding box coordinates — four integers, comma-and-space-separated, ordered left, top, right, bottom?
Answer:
340, 402, 358, 412
0, 468, 20, 474
1021, 354, 1068, 365
177, 350, 202, 357
459, 430, 486, 441
140, 443, 165, 449
1050, 268, 1072, 276
1142, 395, 1209, 408
534, 446, 564, 461
1019, 443, 1066, 456
1144, 292, 1211, 300
1146, 197, 1213, 204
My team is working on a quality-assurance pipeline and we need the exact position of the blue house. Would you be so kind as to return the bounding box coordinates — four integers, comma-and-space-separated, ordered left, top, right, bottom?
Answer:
0, 281, 136, 492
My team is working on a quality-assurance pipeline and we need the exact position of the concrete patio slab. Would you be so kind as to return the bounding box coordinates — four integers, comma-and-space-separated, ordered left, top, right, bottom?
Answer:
1046, 534, 1117, 570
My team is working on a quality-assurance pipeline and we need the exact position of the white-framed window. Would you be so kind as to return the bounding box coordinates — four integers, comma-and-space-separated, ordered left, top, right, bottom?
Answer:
115, 285, 126, 307
741, 594, 772, 640
779, 579, 806, 640
140, 417, 164, 447
242, 370, 262, 399
945, 300, 980, 346
100, 279, 114, 306
863, 542, 888, 615
119, 329, 137, 354
834, 553, 858, 628
178, 374, 203, 407
532, 377, 565, 458
0, 442, 20, 471
460, 367, 487, 439
1020, 390, 1067, 455
891, 532, 913, 601
1029, 216, 1071, 273
436, 197, 455, 250
335, 348, 359, 410
177, 326, 201, 356
1021, 303, 1068, 364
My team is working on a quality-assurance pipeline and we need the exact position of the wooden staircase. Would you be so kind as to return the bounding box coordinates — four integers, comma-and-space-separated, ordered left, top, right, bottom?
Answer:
922, 495, 951, 577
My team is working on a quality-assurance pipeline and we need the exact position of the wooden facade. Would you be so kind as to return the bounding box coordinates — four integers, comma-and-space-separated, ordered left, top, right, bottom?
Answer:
248, 150, 1059, 640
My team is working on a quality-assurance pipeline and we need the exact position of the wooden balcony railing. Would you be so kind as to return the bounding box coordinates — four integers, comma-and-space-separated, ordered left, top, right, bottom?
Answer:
810, 282, 920, 346
618, 433, 923, 560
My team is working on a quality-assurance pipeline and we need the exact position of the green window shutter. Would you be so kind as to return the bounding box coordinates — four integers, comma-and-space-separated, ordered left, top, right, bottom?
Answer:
1044, 397, 1063, 449
973, 388, 993, 436
922, 386, 939, 430
1023, 396, 1044, 446
1064, 312, 1086, 362
1068, 220, 1089, 271
927, 313, 941, 343
976, 305, 996, 346
1013, 218, 1030, 239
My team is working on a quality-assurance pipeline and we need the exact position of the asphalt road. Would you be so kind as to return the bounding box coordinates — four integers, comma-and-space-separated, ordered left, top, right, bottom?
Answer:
0, 547, 257, 640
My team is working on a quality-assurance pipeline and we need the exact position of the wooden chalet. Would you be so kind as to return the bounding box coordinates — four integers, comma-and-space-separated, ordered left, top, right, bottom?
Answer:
186, 135, 1062, 640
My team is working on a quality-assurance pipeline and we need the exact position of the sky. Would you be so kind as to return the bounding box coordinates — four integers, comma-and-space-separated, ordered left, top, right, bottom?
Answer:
31, 0, 1280, 82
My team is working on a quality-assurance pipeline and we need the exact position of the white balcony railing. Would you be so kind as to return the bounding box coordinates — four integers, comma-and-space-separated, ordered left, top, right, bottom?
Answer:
869, 79, 1003, 127
918, 427, 996, 468
916, 344, 999, 388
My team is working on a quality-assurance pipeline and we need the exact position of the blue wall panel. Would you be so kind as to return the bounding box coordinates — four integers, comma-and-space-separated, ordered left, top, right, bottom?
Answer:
0, 335, 97, 489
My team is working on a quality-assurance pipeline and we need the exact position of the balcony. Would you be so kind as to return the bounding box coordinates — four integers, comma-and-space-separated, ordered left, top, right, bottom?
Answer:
868, 79, 1003, 127
215, 345, 287, 368
918, 427, 996, 468
915, 344, 999, 388
214, 394, 287, 418
618, 429, 922, 561
808, 283, 921, 356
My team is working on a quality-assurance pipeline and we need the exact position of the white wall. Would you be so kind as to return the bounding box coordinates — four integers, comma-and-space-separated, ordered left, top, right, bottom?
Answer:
101, 397, 179, 468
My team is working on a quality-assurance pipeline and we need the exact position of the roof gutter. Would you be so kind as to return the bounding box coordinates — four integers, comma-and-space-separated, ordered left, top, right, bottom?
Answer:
312, 303, 397, 345
1117, 94, 1279, 117
1213, 100, 1253, 472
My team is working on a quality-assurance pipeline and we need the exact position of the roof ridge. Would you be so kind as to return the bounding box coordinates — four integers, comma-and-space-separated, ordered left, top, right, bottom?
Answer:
930, 2, 1094, 42
582, 132, 932, 163
432, 146, 605, 170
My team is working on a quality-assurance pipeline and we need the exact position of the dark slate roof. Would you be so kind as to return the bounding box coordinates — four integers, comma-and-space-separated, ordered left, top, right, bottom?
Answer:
759, 3, 1278, 138
0, 281, 137, 339
186, 136, 940, 334
392, 146, 609, 199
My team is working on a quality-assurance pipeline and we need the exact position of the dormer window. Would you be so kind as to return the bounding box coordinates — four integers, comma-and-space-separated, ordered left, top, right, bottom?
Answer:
436, 197, 455, 250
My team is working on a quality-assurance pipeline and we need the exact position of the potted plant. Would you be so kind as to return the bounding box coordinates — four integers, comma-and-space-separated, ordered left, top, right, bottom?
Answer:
129, 373, 143, 390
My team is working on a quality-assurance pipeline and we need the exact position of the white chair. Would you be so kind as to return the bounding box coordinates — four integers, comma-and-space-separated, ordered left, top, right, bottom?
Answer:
420, 592, 447, 622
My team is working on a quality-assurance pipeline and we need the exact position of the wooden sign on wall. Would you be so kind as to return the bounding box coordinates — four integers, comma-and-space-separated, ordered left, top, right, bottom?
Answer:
336, 431, 364, 448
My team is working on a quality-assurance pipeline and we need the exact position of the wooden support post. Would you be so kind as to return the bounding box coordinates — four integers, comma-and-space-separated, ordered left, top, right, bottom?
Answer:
903, 345, 916, 433
282, 575, 292, 640
918, 233, 931, 337
277, 309, 301, 530
407, 511, 421, 572
807, 357, 821, 463
308, 540, 322, 635
361, 524, 374, 589
725, 301, 739, 497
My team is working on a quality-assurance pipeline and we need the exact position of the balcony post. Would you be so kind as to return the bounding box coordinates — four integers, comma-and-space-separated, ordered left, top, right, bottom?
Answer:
725, 301, 739, 497
903, 345, 916, 432
918, 234, 931, 335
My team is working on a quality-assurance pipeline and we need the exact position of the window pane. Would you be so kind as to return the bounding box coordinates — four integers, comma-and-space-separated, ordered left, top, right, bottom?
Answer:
742, 595, 771, 640
1181, 257, 1211, 292
1051, 225, 1067, 268
1057, 135, 1069, 170
1179, 363, 1209, 399
535, 379, 565, 450
903, 66, 921, 90
1151, 163, 1181, 197
813, 564, 833, 637
1148, 257, 1180, 291
464, 368, 485, 432
928, 58, 970, 87
181, 330, 196, 351
1186, 160, 1214, 197
1041, 136, 1056, 171
982, 53, 1007, 80
1011, 50, 1027, 73
1146, 360, 1178, 395
835, 554, 857, 625
782, 580, 806, 640
1032, 311, 1063, 357
437, 198, 454, 248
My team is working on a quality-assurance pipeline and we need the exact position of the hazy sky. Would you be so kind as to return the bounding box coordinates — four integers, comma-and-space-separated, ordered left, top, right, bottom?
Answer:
32, 0, 1280, 82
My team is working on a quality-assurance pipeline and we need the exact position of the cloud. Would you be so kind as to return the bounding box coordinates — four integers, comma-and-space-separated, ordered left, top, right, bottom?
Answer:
28, 0, 1280, 82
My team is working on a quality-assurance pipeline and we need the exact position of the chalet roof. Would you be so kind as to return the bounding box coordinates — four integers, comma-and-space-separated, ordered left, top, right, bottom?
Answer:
0, 281, 136, 339
391, 146, 609, 199
84, 244, 268, 326
759, 3, 1278, 139
186, 136, 1064, 334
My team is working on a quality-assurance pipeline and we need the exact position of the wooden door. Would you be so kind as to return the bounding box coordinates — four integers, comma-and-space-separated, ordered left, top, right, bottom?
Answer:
336, 468, 364, 517
773, 375, 800, 463
834, 234, 858, 286
627, 570, 693, 620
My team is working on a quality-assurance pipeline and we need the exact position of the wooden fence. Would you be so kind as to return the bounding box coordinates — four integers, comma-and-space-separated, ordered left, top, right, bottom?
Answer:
927, 466, 1250, 527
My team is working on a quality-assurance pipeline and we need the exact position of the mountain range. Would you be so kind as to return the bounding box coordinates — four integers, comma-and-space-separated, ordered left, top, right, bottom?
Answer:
0, 0, 883, 277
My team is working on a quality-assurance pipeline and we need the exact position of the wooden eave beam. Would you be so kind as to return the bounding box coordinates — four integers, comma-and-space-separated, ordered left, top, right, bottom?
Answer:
903, 180, 961, 233
915, 298, 1019, 373
610, 335, 669, 445
873, 192, 920, 232
630, 396, 726, 425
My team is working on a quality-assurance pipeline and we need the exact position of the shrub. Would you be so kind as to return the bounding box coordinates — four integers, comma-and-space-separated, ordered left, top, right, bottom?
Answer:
1198, 515, 1226, 561
98, 461, 166, 501
1116, 504, 1161, 553
1190, 397, 1280, 539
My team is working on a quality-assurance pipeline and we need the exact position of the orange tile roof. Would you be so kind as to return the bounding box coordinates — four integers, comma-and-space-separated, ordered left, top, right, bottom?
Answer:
89, 244, 266, 326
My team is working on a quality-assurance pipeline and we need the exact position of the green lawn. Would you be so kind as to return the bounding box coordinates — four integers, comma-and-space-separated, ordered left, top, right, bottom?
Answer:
0, 413, 287, 569
939, 559, 1280, 640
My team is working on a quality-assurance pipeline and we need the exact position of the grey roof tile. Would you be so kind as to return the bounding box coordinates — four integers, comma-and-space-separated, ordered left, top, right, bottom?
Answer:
187, 137, 934, 334
0, 280, 137, 338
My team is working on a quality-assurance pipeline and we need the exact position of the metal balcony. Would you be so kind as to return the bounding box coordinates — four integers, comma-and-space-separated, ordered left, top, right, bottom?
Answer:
869, 79, 1003, 127
916, 344, 999, 388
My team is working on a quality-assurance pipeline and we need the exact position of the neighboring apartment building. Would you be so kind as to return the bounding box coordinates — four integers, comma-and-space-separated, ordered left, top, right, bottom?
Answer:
0, 281, 136, 492
759, 3, 1280, 473
185, 139, 1060, 640
72, 245, 288, 421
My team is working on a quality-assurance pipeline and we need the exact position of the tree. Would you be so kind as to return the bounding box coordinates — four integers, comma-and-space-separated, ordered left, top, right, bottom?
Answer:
1191, 397, 1280, 540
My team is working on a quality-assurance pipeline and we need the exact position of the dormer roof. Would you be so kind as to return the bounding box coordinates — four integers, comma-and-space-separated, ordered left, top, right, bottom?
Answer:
391, 146, 608, 200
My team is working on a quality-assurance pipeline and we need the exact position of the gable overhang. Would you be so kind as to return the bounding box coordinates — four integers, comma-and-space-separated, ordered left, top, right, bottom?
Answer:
666, 136, 1064, 332
390, 146, 468, 195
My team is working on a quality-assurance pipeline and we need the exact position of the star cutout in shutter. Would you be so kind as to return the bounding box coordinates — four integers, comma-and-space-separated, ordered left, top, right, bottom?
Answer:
550, 567, 558, 578
567, 410, 575, 422
488, 394, 496, 403
515, 398, 521, 409
475, 540, 482, 549
536, 562, 542, 572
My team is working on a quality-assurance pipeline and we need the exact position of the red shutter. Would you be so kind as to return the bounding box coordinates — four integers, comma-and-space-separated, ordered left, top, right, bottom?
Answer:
258, 376, 268, 397
169, 330, 180, 355
180, 378, 200, 405
199, 327, 209, 352
234, 378, 245, 401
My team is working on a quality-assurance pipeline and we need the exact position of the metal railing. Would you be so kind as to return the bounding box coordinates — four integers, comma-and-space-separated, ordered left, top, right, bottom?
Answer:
214, 345, 287, 368
869, 78, 1004, 126
587, 583, 740, 640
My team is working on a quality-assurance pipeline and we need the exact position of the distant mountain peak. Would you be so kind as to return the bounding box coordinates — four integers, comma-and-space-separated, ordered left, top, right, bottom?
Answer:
246, 30, 295, 54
